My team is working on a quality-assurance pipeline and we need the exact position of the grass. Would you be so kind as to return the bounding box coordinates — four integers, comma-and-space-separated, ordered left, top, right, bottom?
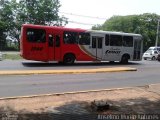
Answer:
3, 53, 22, 60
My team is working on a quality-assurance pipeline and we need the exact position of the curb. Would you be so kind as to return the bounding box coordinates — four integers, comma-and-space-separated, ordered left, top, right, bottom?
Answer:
0, 67, 137, 75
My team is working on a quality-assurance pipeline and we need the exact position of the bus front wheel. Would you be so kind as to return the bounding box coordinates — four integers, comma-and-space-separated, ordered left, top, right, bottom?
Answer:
63, 54, 75, 65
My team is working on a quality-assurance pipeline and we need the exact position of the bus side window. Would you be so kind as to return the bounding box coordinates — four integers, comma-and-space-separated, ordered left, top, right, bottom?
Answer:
79, 32, 90, 45
92, 37, 96, 48
27, 28, 46, 43
105, 34, 109, 46
98, 37, 102, 48
123, 36, 133, 47
63, 31, 78, 44
56, 35, 60, 47
110, 35, 122, 46
48, 34, 54, 47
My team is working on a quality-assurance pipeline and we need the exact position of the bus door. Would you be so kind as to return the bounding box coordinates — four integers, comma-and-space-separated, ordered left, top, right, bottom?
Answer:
91, 35, 104, 60
133, 37, 142, 60
48, 33, 61, 61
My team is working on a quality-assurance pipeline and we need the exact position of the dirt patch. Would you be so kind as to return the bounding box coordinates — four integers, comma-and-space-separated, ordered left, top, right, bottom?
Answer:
0, 85, 160, 120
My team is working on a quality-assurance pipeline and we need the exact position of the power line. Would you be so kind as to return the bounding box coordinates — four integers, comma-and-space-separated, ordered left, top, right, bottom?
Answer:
68, 20, 97, 26
59, 12, 106, 20
59, 12, 106, 26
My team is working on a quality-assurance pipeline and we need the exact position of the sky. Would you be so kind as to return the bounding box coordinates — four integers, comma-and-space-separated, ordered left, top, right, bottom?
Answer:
59, 0, 160, 29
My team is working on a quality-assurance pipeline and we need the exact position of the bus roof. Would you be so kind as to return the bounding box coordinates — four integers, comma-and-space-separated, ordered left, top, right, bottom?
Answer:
22, 24, 86, 32
88, 30, 142, 37
22, 24, 142, 37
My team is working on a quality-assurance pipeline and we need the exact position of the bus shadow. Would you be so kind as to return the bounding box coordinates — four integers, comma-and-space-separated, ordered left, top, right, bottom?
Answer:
22, 61, 142, 67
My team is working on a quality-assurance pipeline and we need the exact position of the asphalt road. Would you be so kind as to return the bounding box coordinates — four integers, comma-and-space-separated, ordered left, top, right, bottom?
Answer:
0, 60, 160, 98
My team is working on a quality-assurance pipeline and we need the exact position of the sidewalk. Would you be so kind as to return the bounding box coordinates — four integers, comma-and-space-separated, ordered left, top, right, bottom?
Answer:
0, 84, 160, 120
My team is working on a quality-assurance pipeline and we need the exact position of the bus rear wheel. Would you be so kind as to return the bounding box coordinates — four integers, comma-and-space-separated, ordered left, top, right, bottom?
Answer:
120, 55, 129, 64
63, 54, 75, 65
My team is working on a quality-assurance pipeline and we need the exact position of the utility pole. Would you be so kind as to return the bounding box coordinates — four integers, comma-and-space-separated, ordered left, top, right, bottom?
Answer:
155, 20, 160, 46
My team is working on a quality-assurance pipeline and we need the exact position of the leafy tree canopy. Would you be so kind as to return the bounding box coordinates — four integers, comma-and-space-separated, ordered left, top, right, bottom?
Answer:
18, 0, 67, 26
92, 13, 160, 50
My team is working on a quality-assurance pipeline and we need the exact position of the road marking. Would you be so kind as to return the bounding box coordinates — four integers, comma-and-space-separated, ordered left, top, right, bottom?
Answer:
0, 67, 136, 75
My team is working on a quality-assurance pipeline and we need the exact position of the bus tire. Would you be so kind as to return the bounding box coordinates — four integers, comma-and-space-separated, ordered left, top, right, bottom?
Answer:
120, 55, 129, 64
63, 54, 75, 65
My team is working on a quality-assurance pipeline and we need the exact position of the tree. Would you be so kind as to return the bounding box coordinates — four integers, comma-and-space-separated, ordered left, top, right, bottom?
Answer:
17, 0, 67, 26
0, 0, 16, 50
92, 13, 160, 51
0, 21, 7, 50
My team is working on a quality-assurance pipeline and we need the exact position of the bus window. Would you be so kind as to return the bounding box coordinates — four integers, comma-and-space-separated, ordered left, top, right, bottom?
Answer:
110, 35, 122, 46
123, 36, 133, 47
92, 37, 96, 48
98, 37, 102, 48
48, 34, 54, 47
27, 28, 46, 43
79, 32, 90, 45
105, 34, 109, 46
56, 35, 60, 47
63, 31, 78, 44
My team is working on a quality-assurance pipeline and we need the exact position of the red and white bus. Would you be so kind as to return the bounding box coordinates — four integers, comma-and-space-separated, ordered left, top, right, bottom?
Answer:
20, 24, 143, 64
